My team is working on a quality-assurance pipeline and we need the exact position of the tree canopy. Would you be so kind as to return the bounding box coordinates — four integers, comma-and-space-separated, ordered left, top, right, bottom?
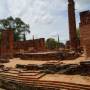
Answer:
46, 38, 58, 50
46, 38, 65, 50
0, 16, 30, 41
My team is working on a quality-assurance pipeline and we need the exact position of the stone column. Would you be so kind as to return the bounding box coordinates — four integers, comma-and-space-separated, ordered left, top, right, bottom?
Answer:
68, 0, 78, 50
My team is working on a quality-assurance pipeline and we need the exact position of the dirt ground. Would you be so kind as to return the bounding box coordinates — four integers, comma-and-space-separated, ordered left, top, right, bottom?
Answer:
4, 54, 85, 68
2, 54, 90, 85
40, 74, 90, 85
3, 58, 47, 68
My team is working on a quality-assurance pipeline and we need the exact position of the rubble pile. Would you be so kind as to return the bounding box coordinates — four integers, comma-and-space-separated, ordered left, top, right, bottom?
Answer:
15, 51, 80, 60
16, 61, 61, 73
0, 57, 9, 63
80, 61, 90, 75
15, 60, 90, 75
16, 64, 41, 70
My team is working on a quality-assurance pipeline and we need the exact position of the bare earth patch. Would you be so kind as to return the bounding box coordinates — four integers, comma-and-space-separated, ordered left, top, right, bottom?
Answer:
2, 55, 90, 85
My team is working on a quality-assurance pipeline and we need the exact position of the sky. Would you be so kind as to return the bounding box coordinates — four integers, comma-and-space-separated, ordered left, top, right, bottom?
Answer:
0, 0, 90, 43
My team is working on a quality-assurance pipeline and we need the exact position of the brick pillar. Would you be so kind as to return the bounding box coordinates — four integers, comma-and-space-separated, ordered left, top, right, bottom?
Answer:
1, 30, 7, 58
35, 39, 39, 51
39, 38, 45, 51
8, 30, 14, 58
80, 11, 90, 59
68, 0, 78, 50
0, 29, 14, 59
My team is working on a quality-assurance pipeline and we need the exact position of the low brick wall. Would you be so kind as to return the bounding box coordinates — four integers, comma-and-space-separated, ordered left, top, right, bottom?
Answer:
14, 51, 79, 60
14, 38, 45, 52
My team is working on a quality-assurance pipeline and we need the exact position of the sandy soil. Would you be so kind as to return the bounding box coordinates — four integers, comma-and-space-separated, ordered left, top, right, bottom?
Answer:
40, 74, 90, 85
3, 58, 48, 68
3, 54, 85, 68
60, 54, 86, 65
2, 55, 90, 85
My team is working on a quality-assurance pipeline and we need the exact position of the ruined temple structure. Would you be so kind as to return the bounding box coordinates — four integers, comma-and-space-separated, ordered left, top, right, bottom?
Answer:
68, 0, 78, 50
0, 29, 14, 59
0, 29, 46, 60
14, 38, 45, 52
80, 10, 90, 58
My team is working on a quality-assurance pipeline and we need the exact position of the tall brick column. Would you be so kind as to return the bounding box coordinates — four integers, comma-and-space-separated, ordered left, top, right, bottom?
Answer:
1, 30, 7, 57
8, 30, 14, 58
80, 11, 90, 59
68, 0, 78, 50
0, 29, 14, 59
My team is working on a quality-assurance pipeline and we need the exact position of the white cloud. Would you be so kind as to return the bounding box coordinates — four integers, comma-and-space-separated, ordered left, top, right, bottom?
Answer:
0, 0, 89, 42
0, 0, 10, 18
76, 0, 90, 11
5, 0, 67, 24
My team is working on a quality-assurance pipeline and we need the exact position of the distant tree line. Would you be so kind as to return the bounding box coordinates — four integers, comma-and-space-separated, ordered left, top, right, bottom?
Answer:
46, 38, 65, 50
46, 28, 80, 50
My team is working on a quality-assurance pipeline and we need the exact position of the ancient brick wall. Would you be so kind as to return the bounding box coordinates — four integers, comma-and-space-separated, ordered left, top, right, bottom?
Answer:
0, 31, 45, 55
14, 40, 34, 51
80, 10, 90, 58
14, 38, 45, 52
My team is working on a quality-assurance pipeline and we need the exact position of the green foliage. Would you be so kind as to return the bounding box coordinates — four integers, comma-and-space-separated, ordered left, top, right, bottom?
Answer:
0, 16, 30, 41
46, 38, 65, 50
14, 32, 22, 42
76, 28, 80, 40
46, 38, 58, 50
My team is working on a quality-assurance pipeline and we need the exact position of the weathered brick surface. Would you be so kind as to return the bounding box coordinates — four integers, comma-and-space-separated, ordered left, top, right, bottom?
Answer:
14, 38, 45, 52
0, 29, 46, 58
80, 11, 90, 58
80, 25, 90, 45
68, 0, 78, 49
0, 30, 14, 58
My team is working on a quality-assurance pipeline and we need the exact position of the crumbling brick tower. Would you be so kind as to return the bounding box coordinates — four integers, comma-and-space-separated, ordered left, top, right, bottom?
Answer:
68, 0, 78, 50
80, 11, 90, 58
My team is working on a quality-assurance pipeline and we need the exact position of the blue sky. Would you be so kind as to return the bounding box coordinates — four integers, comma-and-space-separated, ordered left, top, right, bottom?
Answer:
0, 0, 90, 43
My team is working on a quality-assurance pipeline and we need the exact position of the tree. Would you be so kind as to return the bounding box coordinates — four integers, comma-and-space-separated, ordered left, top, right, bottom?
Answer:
59, 42, 65, 48
46, 38, 58, 50
76, 28, 80, 47
0, 16, 30, 41
76, 28, 80, 40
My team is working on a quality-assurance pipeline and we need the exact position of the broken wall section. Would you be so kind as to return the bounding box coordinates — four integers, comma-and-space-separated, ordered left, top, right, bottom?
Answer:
14, 38, 46, 52
80, 10, 90, 58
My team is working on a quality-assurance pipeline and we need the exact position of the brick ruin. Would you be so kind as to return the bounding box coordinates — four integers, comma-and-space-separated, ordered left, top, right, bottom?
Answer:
80, 10, 90, 58
0, 29, 46, 59
1, 1, 89, 60
68, 0, 78, 50
0, 30, 14, 59
14, 38, 45, 52
0, 29, 79, 60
